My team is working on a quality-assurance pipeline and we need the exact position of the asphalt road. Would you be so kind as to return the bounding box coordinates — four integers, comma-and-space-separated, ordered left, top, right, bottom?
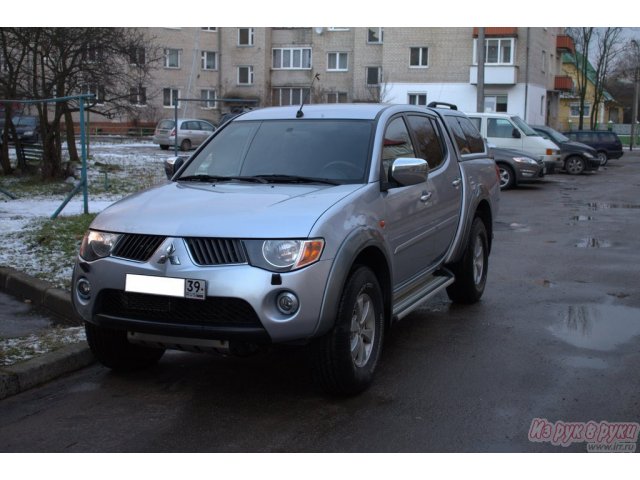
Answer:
1, 153, 639, 453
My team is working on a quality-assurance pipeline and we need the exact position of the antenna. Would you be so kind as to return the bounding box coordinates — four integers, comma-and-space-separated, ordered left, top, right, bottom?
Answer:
296, 73, 320, 118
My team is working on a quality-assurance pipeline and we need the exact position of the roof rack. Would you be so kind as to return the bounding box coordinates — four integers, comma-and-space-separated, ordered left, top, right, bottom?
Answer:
427, 101, 457, 110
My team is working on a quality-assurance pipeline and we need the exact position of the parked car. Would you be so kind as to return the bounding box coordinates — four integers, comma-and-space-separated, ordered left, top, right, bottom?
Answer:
72, 103, 500, 395
561, 130, 624, 166
532, 125, 601, 175
1, 115, 41, 144
489, 147, 544, 190
465, 112, 562, 174
152, 118, 216, 151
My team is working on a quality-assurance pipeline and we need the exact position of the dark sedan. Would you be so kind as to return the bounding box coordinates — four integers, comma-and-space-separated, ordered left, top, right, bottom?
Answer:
533, 125, 601, 174
490, 147, 545, 190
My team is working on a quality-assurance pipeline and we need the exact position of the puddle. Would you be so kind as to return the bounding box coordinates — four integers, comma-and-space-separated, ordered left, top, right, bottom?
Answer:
535, 279, 556, 288
587, 202, 640, 210
575, 238, 611, 248
509, 222, 530, 233
550, 305, 640, 351
571, 215, 593, 222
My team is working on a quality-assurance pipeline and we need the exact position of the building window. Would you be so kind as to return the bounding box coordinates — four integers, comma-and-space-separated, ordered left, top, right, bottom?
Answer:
82, 84, 105, 104
475, 38, 514, 65
541, 50, 547, 73
408, 93, 427, 105
410, 47, 429, 68
328, 27, 349, 31
129, 86, 147, 106
164, 48, 181, 68
368, 28, 383, 44
570, 103, 590, 117
129, 46, 145, 66
201, 27, 217, 31
327, 52, 348, 71
272, 87, 310, 106
484, 95, 508, 112
201, 89, 216, 109
201, 51, 217, 70
327, 92, 348, 103
238, 28, 255, 46
366, 66, 381, 86
163, 88, 179, 107
237, 66, 254, 85
272, 48, 312, 70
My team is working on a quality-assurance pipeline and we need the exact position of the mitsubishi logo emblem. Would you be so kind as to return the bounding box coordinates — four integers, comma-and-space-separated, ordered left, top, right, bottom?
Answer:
158, 242, 181, 265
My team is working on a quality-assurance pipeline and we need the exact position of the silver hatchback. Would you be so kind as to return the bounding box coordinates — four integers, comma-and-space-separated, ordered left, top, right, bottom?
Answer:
152, 118, 215, 151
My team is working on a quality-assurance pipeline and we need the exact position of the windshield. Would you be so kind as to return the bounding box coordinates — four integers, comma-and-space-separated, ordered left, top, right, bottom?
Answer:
510, 116, 538, 136
12, 116, 37, 127
543, 128, 570, 143
178, 119, 374, 184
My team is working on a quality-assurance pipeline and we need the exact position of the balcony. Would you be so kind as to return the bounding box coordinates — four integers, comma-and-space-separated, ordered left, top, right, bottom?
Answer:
469, 65, 518, 85
554, 75, 574, 91
556, 35, 575, 53
472, 27, 518, 37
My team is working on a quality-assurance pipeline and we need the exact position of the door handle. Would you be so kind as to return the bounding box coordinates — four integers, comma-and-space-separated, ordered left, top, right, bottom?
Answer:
452, 178, 462, 187
420, 191, 432, 203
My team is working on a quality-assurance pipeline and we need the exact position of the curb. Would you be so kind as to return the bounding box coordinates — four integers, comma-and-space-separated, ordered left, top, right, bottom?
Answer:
0, 267, 95, 400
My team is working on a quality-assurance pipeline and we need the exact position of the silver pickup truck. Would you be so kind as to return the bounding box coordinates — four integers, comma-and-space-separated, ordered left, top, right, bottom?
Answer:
72, 103, 500, 395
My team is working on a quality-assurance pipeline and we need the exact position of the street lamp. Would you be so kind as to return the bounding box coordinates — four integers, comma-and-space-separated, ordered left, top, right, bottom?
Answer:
630, 40, 639, 151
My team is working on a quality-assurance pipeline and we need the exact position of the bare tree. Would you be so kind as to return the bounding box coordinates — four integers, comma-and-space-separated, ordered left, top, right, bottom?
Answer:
0, 27, 161, 179
590, 28, 623, 129
566, 28, 594, 130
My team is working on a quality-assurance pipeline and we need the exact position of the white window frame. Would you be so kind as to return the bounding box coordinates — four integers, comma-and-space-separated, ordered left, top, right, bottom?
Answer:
201, 27, 217, 32
327, 52, 348, 72
272, 87, 310, 106
238, 28, 255, 46
570, 103, 590, 117
272, 48, 312, 70
367, 28, 383, 44
237, 66, 254, 85
163, 88, 180, 107
473, 38, 515, 65
410, 47, 429, 68
82, 84, 105, 105
366, 66, 382, 86
328, 27, 349, 31
164, 48, 181, 69
327, 92, 348, 103
408, 93, 427, 106
129, 46, 146, 66
200, 89, 217, 109
201, 51, 217, 71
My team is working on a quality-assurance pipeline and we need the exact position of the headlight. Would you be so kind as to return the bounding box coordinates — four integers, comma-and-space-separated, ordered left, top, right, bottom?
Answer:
244, 239, 325, 272
23, 130, 34, 136
584, 152, 594, 159
79, 230, 122, 261
513, 156, 538, 165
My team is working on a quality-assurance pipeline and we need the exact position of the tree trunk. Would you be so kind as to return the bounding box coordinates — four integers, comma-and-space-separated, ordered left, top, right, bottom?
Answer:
63, 105, 79, 164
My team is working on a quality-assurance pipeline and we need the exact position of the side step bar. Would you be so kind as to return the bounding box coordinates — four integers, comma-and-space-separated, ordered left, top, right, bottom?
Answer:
392, 269, 455, 320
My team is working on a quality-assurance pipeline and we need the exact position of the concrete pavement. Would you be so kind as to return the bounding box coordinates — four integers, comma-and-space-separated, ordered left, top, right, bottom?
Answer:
0, 267, 94, 400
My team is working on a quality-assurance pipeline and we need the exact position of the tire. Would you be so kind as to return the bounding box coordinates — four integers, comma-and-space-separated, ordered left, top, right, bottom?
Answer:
160, 144, 170, 150
312, 266, 385, 396
564, 155, 585, 175
497, 163, 515, 190
597, 151, 608, 166
446, 217, 489, 305
85, 322, 165, 371
180, 139, 191, 151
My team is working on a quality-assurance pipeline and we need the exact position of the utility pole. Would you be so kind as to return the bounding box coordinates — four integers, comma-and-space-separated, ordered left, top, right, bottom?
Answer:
631, 40, 639, 151
476, 28, 485, 113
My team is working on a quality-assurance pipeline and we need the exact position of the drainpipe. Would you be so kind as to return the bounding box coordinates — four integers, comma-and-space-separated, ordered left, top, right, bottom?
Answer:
476, 28, 485, 113
524, 27, 530, 121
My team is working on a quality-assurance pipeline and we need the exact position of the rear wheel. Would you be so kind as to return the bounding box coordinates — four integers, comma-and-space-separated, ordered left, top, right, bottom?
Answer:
497, 163, 515, 190
312, 266, 384, 396
565, 155, 585, 175
85, 322, 165, 371
597, 151, 608, 166
446, 217, 489, 305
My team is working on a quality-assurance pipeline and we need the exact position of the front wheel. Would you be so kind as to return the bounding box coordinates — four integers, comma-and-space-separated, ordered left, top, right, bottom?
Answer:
446, 217, 489, 305
497, 163, 515, 190
312, 266, 385, 396
180, 139, 192, 151
565, 156, 585, 175
85, 322, 165, 371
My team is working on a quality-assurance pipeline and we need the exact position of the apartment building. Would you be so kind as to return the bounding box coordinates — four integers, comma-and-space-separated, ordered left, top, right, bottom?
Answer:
136, 27, 571, 127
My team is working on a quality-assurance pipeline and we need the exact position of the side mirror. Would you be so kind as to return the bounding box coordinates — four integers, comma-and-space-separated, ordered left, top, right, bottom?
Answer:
164, 155, 187, 180
390, 158, 429, 186
512, 128, 522, 139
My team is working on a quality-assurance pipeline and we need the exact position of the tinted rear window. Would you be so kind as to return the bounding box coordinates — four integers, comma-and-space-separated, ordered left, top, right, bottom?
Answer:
158, 120, 174, 129
444, 116, 485, 155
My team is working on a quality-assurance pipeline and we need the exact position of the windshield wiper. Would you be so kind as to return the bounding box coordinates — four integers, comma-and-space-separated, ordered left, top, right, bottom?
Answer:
177, 174, 268, 184
254, 175, 341, 185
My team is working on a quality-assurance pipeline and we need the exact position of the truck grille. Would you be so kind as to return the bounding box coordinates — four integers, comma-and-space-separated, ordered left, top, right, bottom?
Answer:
185, 238, 247, 265
112, 234, 166, 262
96, 290, 262, 327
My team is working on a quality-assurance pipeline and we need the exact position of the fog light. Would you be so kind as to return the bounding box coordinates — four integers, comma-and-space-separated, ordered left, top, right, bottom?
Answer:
276, 291, 299, 315
77, 278, 92, 300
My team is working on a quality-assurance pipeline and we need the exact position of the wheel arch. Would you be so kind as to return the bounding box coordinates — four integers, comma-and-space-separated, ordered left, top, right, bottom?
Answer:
474, 200, 493, 254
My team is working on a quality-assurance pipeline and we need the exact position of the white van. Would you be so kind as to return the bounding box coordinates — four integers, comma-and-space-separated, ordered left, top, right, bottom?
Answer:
466, 112, 562, 172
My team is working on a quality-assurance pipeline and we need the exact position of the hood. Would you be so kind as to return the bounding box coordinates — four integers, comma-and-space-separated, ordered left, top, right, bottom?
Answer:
91, 181, 364, 238
559, 140, 598, 154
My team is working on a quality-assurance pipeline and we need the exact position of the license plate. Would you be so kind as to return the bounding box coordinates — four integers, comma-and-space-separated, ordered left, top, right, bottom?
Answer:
125, 274, 206, 300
